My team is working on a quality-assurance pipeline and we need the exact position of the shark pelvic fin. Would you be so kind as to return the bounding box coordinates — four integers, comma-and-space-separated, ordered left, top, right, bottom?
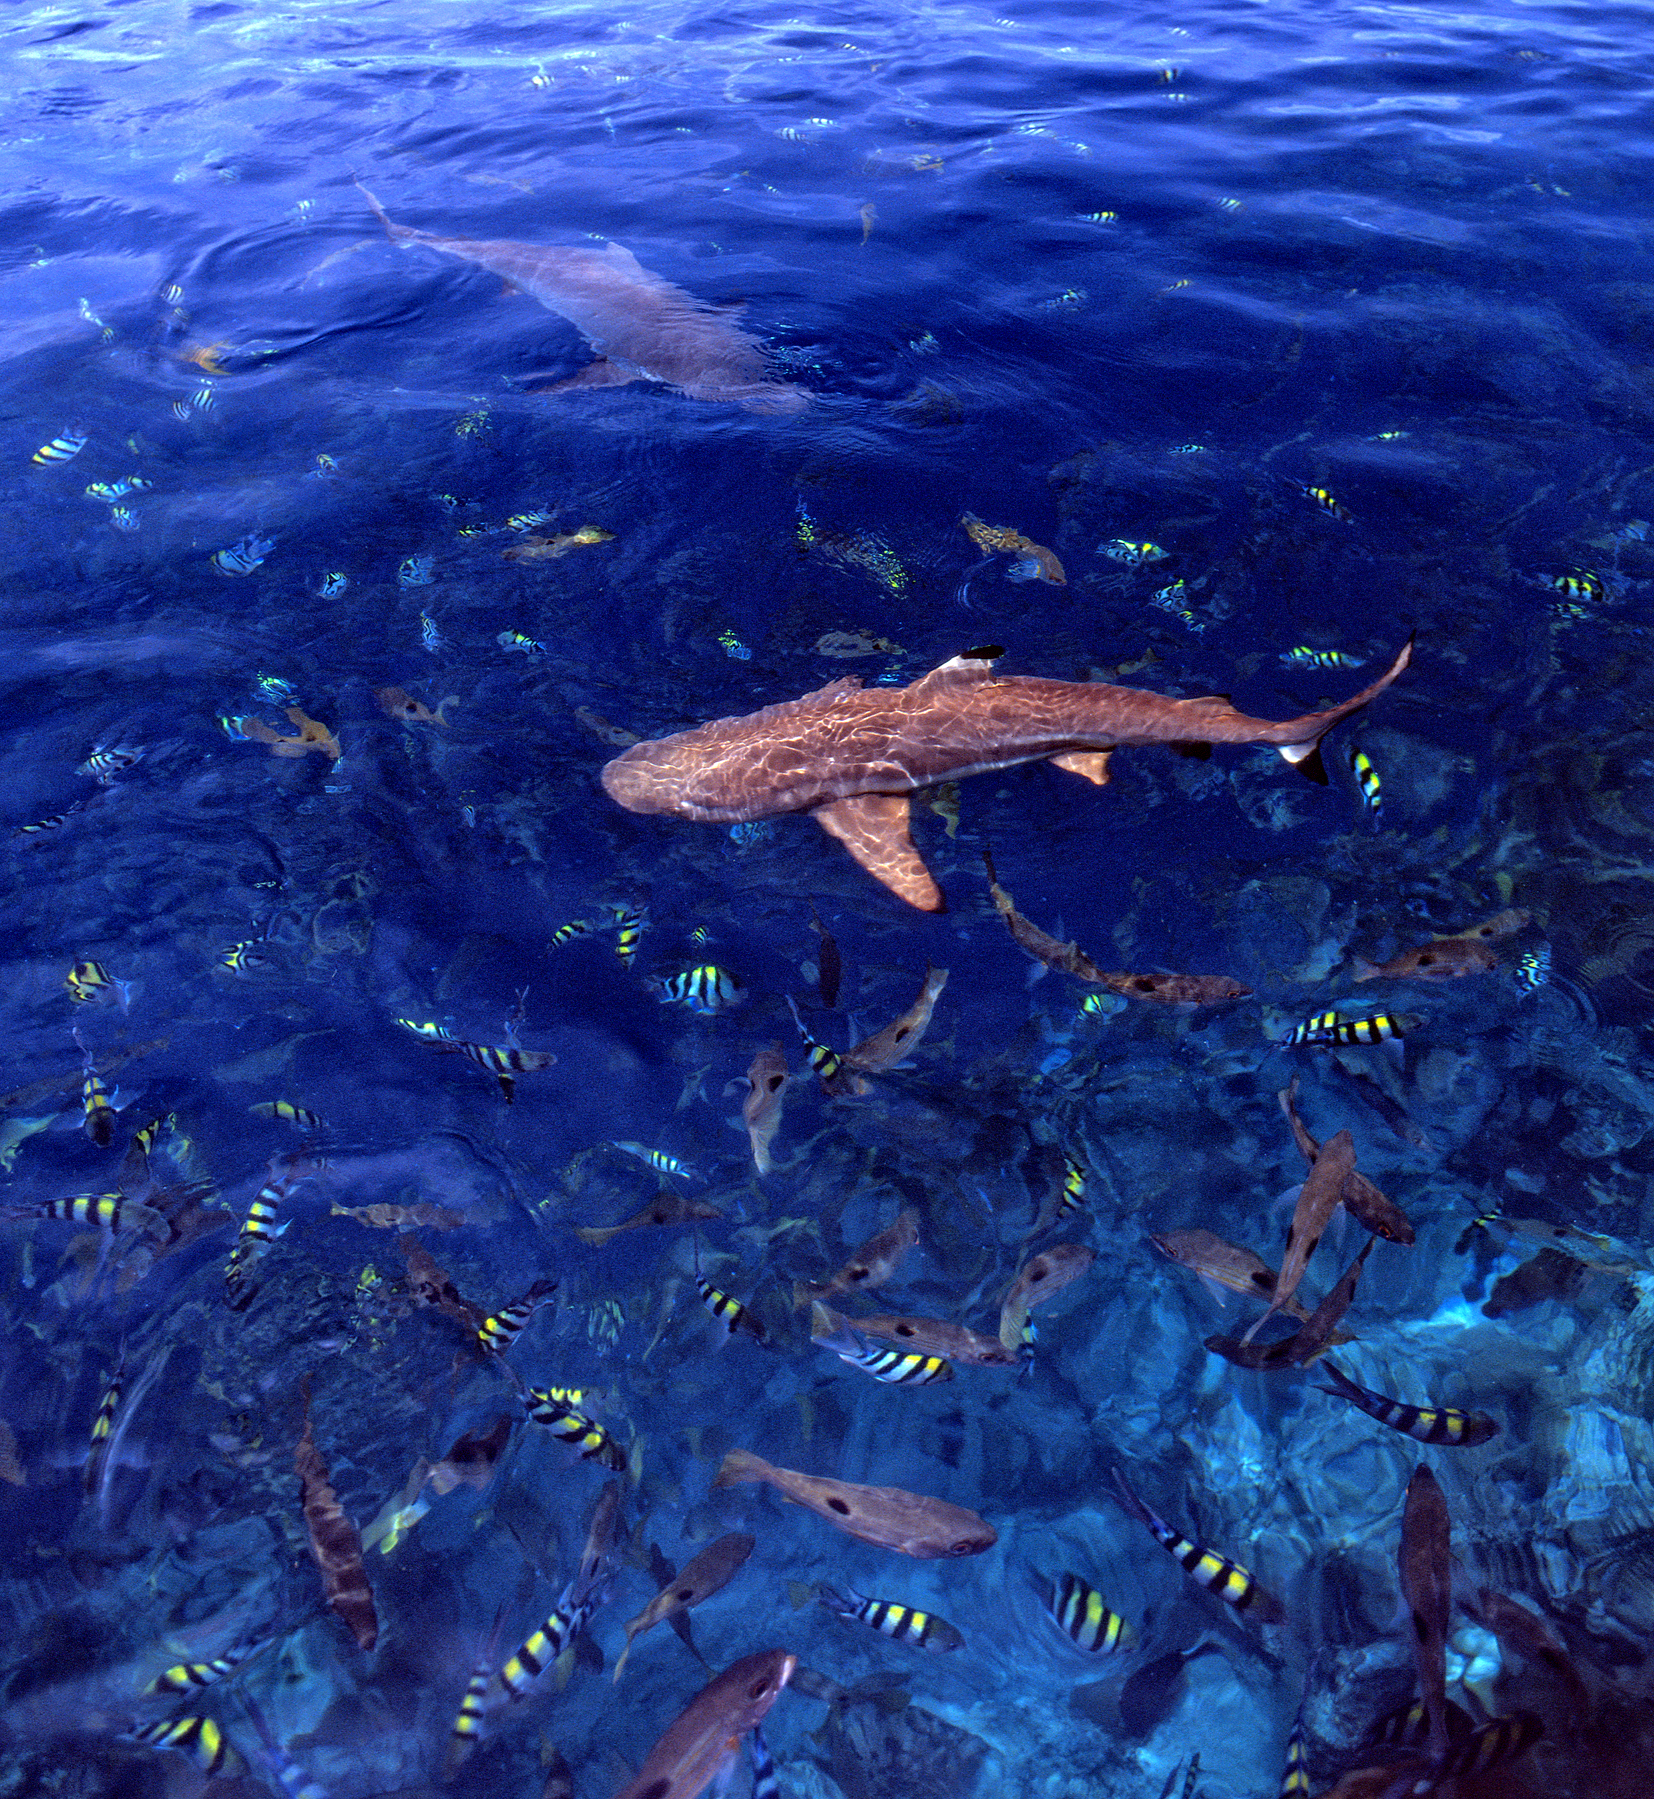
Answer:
1049, 750, 1113, 786
812, 794, 944, 911
1279, 741, 1330, 784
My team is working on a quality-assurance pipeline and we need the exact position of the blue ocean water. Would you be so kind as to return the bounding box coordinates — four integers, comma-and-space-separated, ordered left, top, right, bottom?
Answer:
2, 0, 1652, 1793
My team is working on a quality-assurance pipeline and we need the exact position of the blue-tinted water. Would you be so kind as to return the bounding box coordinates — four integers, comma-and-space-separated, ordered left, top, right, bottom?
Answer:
2, 0, 1652, 1793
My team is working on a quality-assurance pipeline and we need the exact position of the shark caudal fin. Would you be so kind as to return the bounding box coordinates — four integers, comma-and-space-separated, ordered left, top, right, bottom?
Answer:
1276, 635, 1414, 784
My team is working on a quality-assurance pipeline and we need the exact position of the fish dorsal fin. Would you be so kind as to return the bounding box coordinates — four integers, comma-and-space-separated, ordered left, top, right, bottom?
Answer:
812, 795, 943, 912
1049, 750, 1113, 787
600, 240, 650, 279
910, 651, 1002, 691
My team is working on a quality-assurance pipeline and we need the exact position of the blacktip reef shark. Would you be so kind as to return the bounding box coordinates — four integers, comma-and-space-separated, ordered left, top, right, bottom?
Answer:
602, 640, 1413, 910
357, 183, 809, 414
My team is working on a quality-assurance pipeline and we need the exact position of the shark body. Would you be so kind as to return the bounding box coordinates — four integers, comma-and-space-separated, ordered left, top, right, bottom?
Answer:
602, 642, 1413, 909
358, 184, 808, 414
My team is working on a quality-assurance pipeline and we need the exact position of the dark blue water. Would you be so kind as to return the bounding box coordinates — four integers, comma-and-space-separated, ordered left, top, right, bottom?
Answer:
2, 1, 1652, 1794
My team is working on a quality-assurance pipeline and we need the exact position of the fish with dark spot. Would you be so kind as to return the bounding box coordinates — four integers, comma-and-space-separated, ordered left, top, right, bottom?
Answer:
715, 1448, 995, 1557
613, 1649, 798, 1799
1399, 1464, 1451, 1758
602, 644, 1412, 909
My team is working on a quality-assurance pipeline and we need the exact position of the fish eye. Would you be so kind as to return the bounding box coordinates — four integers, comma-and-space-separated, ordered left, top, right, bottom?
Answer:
847, 1266, 869, 1283
827, 1497, 851, 1515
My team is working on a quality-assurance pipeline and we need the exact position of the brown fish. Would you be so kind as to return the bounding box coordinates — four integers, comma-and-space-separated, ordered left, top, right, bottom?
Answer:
331, 1201, 464, 1230
843, 966, 949, 1081
613, 1533, 756, 1681
601, 643, 1412, 910
1242, 1129, 1354, 1345
1277, 1084, 1414, 1245
576, 1479, 625, 1599
398, 1234, 486, 1332
574, 1193, 724, 1248
1399, 1464, 1452, 1758
1150, 1227, 1316, 1322
985, 855, 1250, 1001
714, 1448, 996, 1558
376, 687, 451, 727
794, 1209, 920, 1307
738, 1044, 789, 1175
960, 512, 1066, 585
849, 1312, 1019, 1366
1482, 1246, 1589, 1317
360, 185, 809, 416
612, 1649, 797, 1799
295, 1382, 378, 1651
237, 706, 342, 762
501, 525, 615, 563
1352, 937, 1496, 982
998, 1243, 1094, 1350
1471, 1586, 1590, 1719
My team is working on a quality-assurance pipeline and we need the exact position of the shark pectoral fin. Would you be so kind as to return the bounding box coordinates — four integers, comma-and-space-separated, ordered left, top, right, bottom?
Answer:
1049, 750, 1113, 787
533, 359, 640, 396
813, 795, 944, 912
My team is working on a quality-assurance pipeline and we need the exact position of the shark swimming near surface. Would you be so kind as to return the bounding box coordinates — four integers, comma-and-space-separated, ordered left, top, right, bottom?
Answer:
357, 183, 809, 414
602, 641, 1413, 909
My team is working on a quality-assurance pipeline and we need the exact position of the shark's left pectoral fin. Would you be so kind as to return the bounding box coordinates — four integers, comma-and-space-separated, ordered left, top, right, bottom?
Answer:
1049, 750, 1113, 787
813, 795, 944, 912
532, 359, 641, 396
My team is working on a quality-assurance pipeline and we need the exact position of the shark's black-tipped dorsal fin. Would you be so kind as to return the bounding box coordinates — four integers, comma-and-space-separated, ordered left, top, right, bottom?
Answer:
910, 652, 1002, 691
812, 794, 943, 911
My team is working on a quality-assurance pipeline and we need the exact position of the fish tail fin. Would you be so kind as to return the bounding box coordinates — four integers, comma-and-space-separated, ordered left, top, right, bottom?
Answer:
610, 1641, 633, 1684
354, 179, 398, 239
809, 1301, 858, 1352
573, 1225, 618, 1247
1276, 635, 1414, 782
713, 1447, 770, 1489
814, 1583, 853, 1615
1314, 1359, 1360, 1400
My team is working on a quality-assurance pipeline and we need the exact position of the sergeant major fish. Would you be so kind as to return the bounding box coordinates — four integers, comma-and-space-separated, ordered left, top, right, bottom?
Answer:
811, 1303, 953, 1384
1046, 1573, 1134, 1653
817, 1583, 964, 1651
1111, 1469, 1285, 1622
1316, 1361, 1499, 1447
601, 644, 1413, 910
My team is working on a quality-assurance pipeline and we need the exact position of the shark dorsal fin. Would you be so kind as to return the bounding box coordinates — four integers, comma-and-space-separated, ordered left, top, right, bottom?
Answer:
812, 795, 943, 911
910, 651, 1002, 691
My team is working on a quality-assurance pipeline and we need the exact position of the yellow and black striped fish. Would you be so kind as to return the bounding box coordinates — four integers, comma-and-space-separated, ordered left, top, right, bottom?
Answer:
498, 1591, 598, 1698
146, 1639, 263, 1696
1279, 1709, 1311, 1798
1315, 1360, 1499, 1446
1299, 484, 1351, 521
1058, 1156, 1087, 1221
249, 1100, 325, 1131
444, 1656, 495, 1770
1435, 1710, 1543, 1777
787, 995, 846, 1087
610, 903, 646, 964
477, 1277, 557, 1355
696, 1274, 766, 1342
35, 1192, 152, 1233
396, 1018, 454, 1041
225, 1162, 307, 1310
526, 1388, 627, 1470
813, 1308, 952, 1385
1278, 1009, 1419, 1048
551, 918, 594, 946
221, 942, 272, 974
128, 1715, 231, 1775
1553, 568, 1603, 603
82, 1357, 127, 1493
1348, 744, 1381, 816
66, 960, 127, 1005
78, 745, 142, 783
1111, 1469, 1285, 1621
1046, 1573, 1133, 1653
32, 428, 89, 465
817, 1584, 964, 1651
81, 1060, 116, 1148
655, 964, 742, 1014
442, 1040, 557, 1104
1364, 1695, 1474, 1750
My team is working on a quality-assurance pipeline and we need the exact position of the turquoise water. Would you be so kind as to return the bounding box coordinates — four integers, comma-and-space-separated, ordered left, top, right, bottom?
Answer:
1, 0, 1652, 1793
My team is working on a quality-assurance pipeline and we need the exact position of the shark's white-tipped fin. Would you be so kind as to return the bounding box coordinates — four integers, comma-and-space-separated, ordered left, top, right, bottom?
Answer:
812, 794, 943, 911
